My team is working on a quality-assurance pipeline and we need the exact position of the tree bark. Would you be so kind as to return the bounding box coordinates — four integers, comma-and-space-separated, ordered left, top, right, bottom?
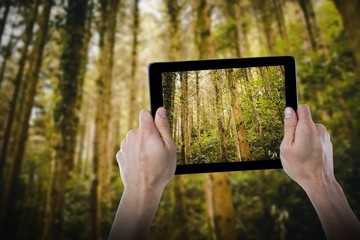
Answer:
0, 0, 52, 237
42, 0, 88, 239
91, 0, 119, 239
0, 0, 39, 182
194, 1, 237, 239
180, 72, 188, 164
0, 0, 12, 45
212, 69, 228, 161
128, 0, 139, 130
227, 69, 251, 161
333, 0, 360, 79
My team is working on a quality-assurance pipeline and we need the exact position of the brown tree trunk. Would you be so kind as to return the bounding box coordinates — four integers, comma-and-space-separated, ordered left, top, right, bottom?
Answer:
212, 70, 228, 161
91, 0, 119, 239
227, 69, 251, 161
258, 0, 276, 55
297, 0, 327, 55
194, 1, 237, 239
42, 0, 89, 239
0, 0, 12, 45
128, 0, 139, 130
272, 0, 288, 41
0, 0, 52, 237
0, 0, 39, 181
180, 72, 188, 164
195, 71, 202, 155
163, 72, 176, 131
333, 0, 360, 79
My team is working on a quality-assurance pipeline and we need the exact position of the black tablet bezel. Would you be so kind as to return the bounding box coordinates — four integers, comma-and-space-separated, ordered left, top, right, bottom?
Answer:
148, 56, 298, 174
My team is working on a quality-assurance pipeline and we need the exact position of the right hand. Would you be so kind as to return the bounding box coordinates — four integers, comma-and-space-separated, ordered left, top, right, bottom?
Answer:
280, 104, 335, 189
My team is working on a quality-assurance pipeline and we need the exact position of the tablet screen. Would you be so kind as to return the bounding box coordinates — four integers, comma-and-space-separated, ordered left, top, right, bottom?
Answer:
161, 66, 285, 166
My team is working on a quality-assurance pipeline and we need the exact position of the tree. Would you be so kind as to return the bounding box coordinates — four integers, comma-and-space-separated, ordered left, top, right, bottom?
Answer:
91, 0, 120, 238
42, 1, 89, 239
0, 0, 52, 237
227, 69, 251, 160
194, 0, 237, 239
0, 0, 12, 45
128, 0, 140, 130
0, 0, 39, 182
333, 0, 360, 79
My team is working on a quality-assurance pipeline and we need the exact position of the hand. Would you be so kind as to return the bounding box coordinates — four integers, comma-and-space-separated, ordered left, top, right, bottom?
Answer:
109, 107, 176, 240
280, 104, 334, 190
117, 107, 177, 194
280, 104, 360, 240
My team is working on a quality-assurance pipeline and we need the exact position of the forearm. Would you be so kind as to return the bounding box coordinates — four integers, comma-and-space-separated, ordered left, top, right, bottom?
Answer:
108, 187, 163, 240
303, 177, 360, 240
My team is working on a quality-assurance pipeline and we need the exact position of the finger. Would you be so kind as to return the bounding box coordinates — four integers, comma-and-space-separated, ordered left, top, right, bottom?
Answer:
283, 107, 298, 144
315, 123, 328, 142
297, 104, 313, 122
154, 107, 175, 149
138, 109, 157, 133
116, 150, 124, 166
125, 129, 137, 141
120, 139, 126, 152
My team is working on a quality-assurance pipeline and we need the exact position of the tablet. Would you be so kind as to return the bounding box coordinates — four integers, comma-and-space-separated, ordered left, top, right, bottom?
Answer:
148, 56, 298, 174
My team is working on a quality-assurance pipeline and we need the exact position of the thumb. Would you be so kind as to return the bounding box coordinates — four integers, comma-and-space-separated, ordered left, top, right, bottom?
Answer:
154, 107, 173, 147
283, 107, 298, 144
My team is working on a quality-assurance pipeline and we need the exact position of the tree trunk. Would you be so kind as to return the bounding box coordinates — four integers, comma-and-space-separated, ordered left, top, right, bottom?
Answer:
91, 0, 119, 239
0, 0, 39, 182
0, 0, 52, 237
195, 71, 202, 155
258, 0, 276, 55
42, 0, 88, 239
162, 72, 176, 132
227, 69, 251, 161
272, 0, 288, 41
128, 0, 139, 130
212, 70, 228, 161
180, 72, 188, 164
333, 0, 360, 79
194, 1, 237, 239
297, 0, 327, 55
0, 0, 12, 45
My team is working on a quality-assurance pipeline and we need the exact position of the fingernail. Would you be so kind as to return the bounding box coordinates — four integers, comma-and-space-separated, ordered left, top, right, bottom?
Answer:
158, 107, 167, 118
285, 107, 293, 119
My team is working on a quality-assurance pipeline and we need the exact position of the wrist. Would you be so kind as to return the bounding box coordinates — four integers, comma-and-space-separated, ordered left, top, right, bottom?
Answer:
123, 184, 164, 208
301, 174, 340, 202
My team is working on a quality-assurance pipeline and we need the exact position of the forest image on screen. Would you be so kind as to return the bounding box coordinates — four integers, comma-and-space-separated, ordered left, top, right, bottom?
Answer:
162, 66, 285, 165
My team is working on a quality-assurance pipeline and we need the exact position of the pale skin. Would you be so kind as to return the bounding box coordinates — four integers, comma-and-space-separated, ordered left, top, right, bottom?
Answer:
109, 104, 360, 240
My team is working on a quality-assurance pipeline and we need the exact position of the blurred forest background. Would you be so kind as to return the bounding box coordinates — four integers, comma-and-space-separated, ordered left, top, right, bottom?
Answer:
162, 66, 285, 165
0, 0, 359, 239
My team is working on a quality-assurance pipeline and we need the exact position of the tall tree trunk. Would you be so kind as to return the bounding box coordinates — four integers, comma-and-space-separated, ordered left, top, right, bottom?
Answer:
227, 69, 251, 161
0, 0, 38, 181
128, 0, 139, 130
0, 0, 52, 237
195, 71, 202, 155
272, 0, 288, 41
180, 72, 188, 164
297, 0, 327, 55
42, 1, 88, 239
0, 0, 12, 45
162, 72, 176, 131
212, 70, 228, 161
333, 0, 360, 79
91, 0, 119, 239
224, 0, 244, 57
257, 0, 276, 55
194, 0, 237, 239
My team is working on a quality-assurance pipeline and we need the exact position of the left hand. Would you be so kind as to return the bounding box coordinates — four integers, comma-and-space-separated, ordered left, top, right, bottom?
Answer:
117, 107, 177, 194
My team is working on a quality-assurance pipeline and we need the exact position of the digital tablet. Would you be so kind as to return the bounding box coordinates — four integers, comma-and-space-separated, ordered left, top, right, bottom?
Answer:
148, 56, 298, 174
